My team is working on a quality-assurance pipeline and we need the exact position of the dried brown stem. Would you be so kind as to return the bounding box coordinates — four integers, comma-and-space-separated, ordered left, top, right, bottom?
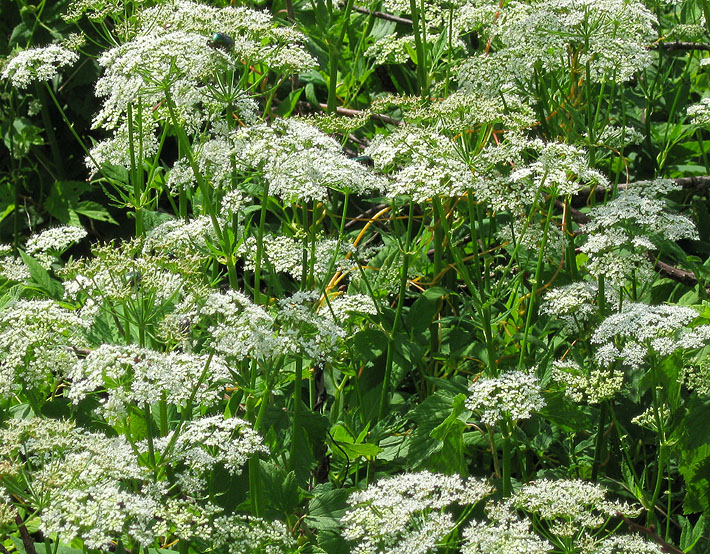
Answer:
318, 103, 402, 126
617, 513, 686, 554
15, 515, 38, 554
656, 41, 710, 52
352, 6, 413, 25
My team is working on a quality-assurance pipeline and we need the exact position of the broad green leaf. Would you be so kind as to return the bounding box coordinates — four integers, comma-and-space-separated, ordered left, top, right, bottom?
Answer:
19, 250, 63, 299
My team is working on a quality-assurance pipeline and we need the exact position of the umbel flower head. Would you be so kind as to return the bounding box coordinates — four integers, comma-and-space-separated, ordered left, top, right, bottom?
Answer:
341, 471, 494, 554
591, 303, 710, 369
2, 45, 79, 88
0, 416, 273, 551
466, 369, 545, 425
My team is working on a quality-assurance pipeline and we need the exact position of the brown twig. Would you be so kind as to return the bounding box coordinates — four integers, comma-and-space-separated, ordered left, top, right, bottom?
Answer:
656, 41, 710, 52
318, 103, 402, 126
352, 6, 413, 25
649, 253, 698, 286
15, 515, 38, 554
617, 513, 686, 554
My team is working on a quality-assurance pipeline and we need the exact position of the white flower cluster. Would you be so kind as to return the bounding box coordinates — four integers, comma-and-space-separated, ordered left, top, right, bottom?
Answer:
412, 91, 537, 134
156, 415, 268, 475
0, 418, 151, 550
466, 370, 545, 425
0, 299, 89, 398
592, 303, 710, 369
26, 225, 87, 255
474, 0, 655, 86
631, 402, 670, 432
91, 0, 314, 131
462, 503, 552, 554
25, 225, 88, 268
142, 216, 216, 258
687, 97, 710, 127
2, 45, 79, 88
87, 115, 161, 171
233, 119, 384, 204
590, 125, 645, 149
324, 293, 379, 321
237, 233, 357, 282
511, 479, 641, 537
470, 134, 607, 213
61, 240, 203, 309
464, 482, 655, 553
497, 216, 564, 264
0, 244, 30, 282
683, 358, 710, 397
580, 179, 698, 287
341, 471, 494, 554
550, 358, 625, 404
67, 344, 233, 423
201, 289, 346, 362
364, 125, 475, 202
541, 281, 601, 332
0, 417, 276, 551
593, 534, 664, 554
508, 140, 609, 197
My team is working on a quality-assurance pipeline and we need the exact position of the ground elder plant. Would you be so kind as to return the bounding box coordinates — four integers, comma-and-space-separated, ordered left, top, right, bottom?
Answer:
2, 0, 710, 552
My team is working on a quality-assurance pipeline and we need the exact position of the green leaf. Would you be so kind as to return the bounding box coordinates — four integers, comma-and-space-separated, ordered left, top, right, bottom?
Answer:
408, 390, 468, 473
75, 200, 118, 224
679, 513, 707, 551
100, 163, 130, 185
427, 393, 468, 475
350, 328, 387, 362
11, 538, 83, 554
680, 444, 710, 513
306, 487, 350, 531
540, 391, 593, 433
19, 250, 63, 299
406, 286, 446, 335
329, 424, 381, 460
260, 461, 302, 517
273, 88, 304, 117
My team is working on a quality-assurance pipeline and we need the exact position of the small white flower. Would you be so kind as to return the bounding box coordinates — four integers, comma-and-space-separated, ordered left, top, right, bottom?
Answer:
466, 370, 545, 425
2, 45, 78, 88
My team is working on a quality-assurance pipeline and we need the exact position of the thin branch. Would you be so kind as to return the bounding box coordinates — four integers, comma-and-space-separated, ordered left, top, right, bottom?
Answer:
617, 513, 686, 554
319, 103, 402, 126
655, 41, 710, 52
15, 515, 38, 554
649, 253, 698, 287
352, 6, 413, 25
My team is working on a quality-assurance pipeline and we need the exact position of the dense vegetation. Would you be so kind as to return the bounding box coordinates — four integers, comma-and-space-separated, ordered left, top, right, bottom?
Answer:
2, 0, 710, 552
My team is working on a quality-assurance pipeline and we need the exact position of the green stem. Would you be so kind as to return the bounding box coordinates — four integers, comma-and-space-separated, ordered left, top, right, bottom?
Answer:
517, 190, 556, 369
591, 401, 607, 482
377, 201, 414, 422
409, 0, 428, 98
289, 358, 304, 472
163, 90, 238, 288
326, 0, 356, 111
502, 424, 512, 496
253, 182, 270, 304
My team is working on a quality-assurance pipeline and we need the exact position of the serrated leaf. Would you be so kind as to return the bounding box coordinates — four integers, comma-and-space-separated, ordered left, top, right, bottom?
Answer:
261, 461, 302, 516
19, 250, 63, 299
307, 488, 351, 531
